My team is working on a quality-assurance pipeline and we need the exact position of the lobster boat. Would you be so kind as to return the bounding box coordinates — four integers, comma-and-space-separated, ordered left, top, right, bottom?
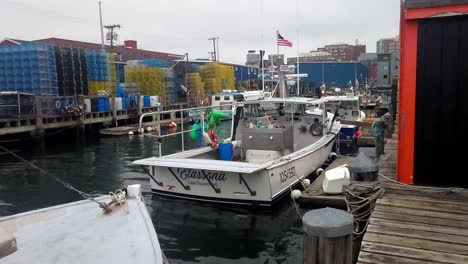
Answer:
133, 97, 341, 206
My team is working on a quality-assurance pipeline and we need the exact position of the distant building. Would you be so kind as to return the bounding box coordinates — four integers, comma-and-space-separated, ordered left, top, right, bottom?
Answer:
358, 53, 378, 82
376, 36, 400, 53
376, 52, 399, 86
297, 62, 368, 88
287, 51, 337, 63
0, 37, 184, 62
33, 38, 184, 62
317, 44, 366, 61
246, 50, 261, 68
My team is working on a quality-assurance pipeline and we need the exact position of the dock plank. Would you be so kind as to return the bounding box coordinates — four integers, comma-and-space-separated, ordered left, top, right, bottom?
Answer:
378, 196, 468, 214
374, 204, 468, 221
366, 224, 468, 245
363, 232, 468, 256
360, 241, 468, 264
369, 217, 468, 236
358, 251, 439, 264
383, 193, 468, 206
372, 210, 468, 229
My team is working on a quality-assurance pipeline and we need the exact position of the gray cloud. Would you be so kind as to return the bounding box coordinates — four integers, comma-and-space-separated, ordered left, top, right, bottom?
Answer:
1, 0, 400, 62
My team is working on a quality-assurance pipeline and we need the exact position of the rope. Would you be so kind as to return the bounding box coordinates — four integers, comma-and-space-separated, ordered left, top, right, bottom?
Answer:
109, 189, 129, 214
289, 185, 302, 219
345, 182, 384, 240
0, 145, 107, 209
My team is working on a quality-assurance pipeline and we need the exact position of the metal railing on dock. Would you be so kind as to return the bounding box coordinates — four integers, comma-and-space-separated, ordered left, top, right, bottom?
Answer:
138, 104, 232, 157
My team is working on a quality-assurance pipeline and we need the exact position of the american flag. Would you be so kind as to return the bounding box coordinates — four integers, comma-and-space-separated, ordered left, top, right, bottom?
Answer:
277, 32, 292, 47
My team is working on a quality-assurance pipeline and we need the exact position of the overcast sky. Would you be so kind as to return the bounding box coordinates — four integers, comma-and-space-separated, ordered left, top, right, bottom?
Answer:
2, 0, 400, 63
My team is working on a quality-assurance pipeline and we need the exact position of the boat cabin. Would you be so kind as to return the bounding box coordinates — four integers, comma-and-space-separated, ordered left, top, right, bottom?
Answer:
185, 98, 334, 164
324, 95, 365, 122
211, 91, 244, 112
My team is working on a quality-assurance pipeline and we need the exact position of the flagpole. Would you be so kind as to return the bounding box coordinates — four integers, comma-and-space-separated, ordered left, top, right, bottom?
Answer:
276, 30, 279, 55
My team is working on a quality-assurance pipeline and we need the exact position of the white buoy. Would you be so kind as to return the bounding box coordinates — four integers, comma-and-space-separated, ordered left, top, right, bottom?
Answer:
128, 131, 134, 135
290, 189, 302, 200
127, 184, 142, 198
146, 126, 153, 132
329, 152, 338, 161
316, 168, 324, 175
302, 179, 311, 188
137, 127, 144, 134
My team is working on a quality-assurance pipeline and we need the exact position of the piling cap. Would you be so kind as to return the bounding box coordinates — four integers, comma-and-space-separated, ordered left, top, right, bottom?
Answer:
302, 207, 354, 237
348, 152, 379, 173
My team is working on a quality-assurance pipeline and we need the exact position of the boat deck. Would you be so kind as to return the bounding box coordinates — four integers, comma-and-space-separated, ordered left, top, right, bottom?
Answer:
358, 133, 468, 264
133, 157, 269, 174
0, 195, 164, 264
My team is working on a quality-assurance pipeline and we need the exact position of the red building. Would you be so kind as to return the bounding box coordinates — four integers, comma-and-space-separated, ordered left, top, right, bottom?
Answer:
398, 0, 468, 187
0, 37, 184, 62
317, 44, 366, 61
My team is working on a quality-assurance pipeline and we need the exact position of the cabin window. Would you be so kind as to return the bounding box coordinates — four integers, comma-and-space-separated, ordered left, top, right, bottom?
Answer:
214, 96, 220, 101
224, 96, 230, 101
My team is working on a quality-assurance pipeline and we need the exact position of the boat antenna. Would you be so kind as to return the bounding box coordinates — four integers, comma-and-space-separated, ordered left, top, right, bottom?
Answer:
295, 0, 300, 96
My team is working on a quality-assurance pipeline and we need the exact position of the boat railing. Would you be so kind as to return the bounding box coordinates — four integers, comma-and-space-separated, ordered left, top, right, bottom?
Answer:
138, 104, 233, 157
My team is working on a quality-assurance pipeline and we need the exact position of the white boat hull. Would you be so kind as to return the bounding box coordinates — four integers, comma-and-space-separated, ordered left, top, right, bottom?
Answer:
146, 135, 336, 206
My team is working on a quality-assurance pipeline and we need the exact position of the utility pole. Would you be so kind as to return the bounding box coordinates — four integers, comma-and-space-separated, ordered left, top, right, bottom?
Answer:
216, 38, 220, 61
104, 24, 121, 47
98, 2, 105, 52
208, 37, 219, 61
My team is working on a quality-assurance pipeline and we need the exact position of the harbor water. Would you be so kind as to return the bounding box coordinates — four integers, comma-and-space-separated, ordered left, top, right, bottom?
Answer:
0, 124, 306, 263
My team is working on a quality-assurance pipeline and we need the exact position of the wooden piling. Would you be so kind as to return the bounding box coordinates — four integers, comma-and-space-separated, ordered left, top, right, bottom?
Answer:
34, 96, 44, 136
302, 207, 353, 264
137, 94, 143, 117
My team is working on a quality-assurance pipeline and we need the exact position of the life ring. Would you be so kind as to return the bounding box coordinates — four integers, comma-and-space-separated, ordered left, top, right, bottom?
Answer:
207, 130, 218, 148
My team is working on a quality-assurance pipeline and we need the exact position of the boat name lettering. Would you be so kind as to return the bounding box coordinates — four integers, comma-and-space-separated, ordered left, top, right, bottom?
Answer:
177, 168, 227, 181
279, 166, 297, 183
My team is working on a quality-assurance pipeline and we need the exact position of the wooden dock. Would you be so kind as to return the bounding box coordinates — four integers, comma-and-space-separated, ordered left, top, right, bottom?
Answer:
99, 118, 191, 136
358, 133, 468, 264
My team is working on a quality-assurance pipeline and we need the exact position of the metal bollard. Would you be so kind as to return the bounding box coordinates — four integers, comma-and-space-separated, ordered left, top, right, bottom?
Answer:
302, 207, 353, 264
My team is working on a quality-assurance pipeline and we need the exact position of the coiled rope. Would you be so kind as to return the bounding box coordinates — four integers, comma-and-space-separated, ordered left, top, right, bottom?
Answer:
345, 182, 384, 240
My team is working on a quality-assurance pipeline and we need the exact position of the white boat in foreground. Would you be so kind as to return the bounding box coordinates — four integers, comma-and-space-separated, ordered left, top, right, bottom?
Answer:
0, 185, 166, 264
134, 97, 341, 207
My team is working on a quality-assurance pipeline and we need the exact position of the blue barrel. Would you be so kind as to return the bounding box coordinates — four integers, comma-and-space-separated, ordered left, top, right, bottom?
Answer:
143, 96, 151, 108
218, 143, 233, 161
97, 97, 107, 112
116, 85, 123, 97
59, 98, 69, 109
122, 97, 129, 110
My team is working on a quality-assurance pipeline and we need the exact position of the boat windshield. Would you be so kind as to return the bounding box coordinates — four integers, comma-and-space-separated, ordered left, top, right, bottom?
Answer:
326, 100, 358, 111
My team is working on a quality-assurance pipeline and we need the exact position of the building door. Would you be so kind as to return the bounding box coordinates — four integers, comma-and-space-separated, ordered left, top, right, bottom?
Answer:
414, 15, 468, 187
